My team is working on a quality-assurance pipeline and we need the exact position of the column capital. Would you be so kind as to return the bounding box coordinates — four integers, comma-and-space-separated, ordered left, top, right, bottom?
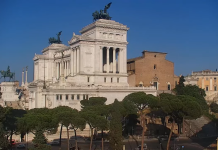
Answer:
76, 46, 80, 50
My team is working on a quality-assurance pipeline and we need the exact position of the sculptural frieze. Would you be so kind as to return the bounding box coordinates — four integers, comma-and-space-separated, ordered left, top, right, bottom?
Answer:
92, 2, 112, 21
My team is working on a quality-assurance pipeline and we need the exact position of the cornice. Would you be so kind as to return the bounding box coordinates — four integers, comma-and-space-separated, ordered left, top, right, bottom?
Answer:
41, 44, 70, 53
69, 38, 128, 46
80, 19, 129, 34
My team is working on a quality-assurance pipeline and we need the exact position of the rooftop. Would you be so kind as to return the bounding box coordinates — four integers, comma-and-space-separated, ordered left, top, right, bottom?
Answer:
142, 50, 167, 54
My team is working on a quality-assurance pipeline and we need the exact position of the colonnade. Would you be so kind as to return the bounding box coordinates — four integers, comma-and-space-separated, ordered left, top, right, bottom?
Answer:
54, 46, 126, 79
99, 46, 126, 74
56, 60, 70, 78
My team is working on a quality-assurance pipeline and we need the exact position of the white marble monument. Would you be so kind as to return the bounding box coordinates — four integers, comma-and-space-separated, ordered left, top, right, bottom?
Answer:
28, 19, 157, 110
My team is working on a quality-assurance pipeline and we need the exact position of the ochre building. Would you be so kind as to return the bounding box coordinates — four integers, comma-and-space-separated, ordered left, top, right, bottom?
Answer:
185, 69, 218, 102
127, 50, 179, 91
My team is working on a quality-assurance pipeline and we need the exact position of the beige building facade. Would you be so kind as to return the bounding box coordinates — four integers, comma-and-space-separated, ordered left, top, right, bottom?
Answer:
185, 70, 218, 102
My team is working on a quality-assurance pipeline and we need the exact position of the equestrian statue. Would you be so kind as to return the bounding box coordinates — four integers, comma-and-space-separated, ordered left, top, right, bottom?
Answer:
0, 66, 15, 81
92, 2, 112, 22
48, 31, 62, 44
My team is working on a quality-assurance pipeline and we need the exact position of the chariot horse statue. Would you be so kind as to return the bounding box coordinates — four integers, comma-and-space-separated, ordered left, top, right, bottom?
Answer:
0, 66, 15, 81
92, 2, 112, 21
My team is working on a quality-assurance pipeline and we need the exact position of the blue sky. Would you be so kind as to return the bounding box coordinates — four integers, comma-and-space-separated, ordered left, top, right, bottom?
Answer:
0, 0, 217, 83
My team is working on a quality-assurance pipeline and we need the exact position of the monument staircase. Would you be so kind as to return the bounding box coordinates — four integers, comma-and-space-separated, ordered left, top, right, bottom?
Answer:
205, 92, 218, 102
184, 116, 217, 138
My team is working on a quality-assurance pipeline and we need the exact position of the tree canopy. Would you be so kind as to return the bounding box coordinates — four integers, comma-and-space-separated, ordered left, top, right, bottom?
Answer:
210, 102, 218, 113
159, 93, 202, 150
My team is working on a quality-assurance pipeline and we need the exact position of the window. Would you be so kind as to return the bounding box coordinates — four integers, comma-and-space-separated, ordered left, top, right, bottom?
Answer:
104, 77, 106, 83
117, 78, 119, 83
77, 95, 80, 100
154, 64, 157, 69
168, 84, 171, 90
206, 86, 209, 91
215, 78, 217, 82
111, 78, 113, 83
60, 95, 62, 100
154, 55, 156, 57
71, 95, 74, 100
206, 77, 208, 81
86, 95, 89, 99
56, 95, 59, 100
87, 77, 90, 82
83, 94, 86, 100
66, 95, 68, 100
215, 86, 217, 91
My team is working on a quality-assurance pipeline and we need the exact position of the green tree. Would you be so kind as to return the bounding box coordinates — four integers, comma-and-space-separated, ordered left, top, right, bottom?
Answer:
80, 97, 108, 150
55, 107, 77, 150
80, 97, 107, 108
123, 92, 158, 150
18, 108, 58, 145
3, 108, 26, 146
52, 106, 73, 146
174, 75, 185, 94
108, 99, 123, 150
174, 83, 208, 113
32, 128, 47, 144
210, 102, 218, 113
160, 93, 202, 150
0, 123, 9, 150
70, 111, 86, 150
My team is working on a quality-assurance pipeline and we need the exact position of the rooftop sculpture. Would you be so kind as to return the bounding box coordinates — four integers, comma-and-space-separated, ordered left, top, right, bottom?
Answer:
92, 2, 112, 21
48, 31, 62, 44
0, 66, 15, 81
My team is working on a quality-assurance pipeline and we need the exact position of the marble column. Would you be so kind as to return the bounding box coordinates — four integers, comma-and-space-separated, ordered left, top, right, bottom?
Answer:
66, 61, 68, 76
67, 61, 69, 75
63, 61, 65, 77
123, 48, 127, 74
73, 49, 76, 75
118, 49, 120, 73
59, 62, 61, 77
106, 47, 109, 73
60, 60, 64, 76
120, 48, 123, 73
210, 78, 213, 90
71, 51, 74, 75
21, 70, 24, 86
202, 77, 204, 89
76, 48, 80, 73
25, 70, 28, 85
56, 63, 58, 78
113, 48, 116, 73
99, 46, 102, 73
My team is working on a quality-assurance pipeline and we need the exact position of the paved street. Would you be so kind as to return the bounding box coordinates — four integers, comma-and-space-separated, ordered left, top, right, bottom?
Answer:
14, 136, 215, 150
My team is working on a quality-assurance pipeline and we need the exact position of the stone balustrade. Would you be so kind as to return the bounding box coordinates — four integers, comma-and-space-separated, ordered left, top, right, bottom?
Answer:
50, 85, 156, 90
